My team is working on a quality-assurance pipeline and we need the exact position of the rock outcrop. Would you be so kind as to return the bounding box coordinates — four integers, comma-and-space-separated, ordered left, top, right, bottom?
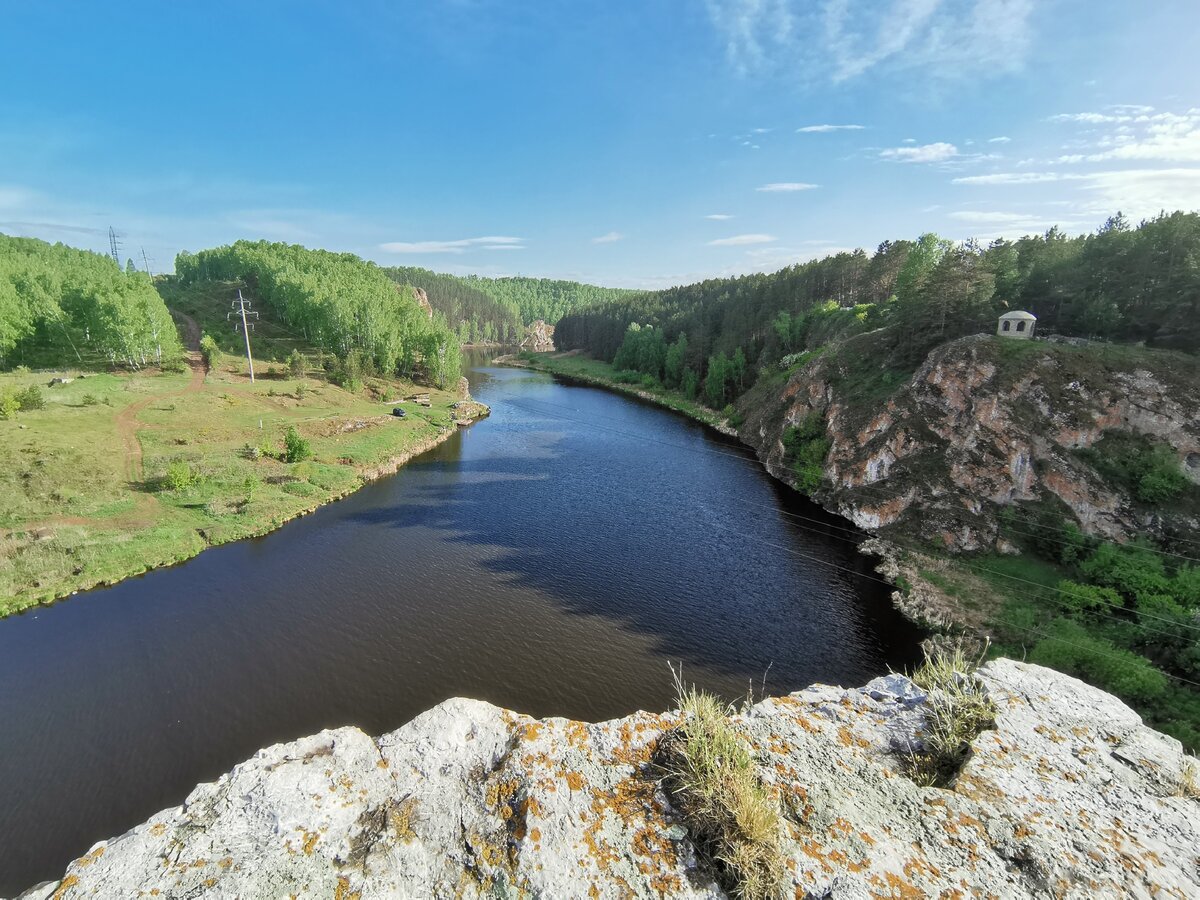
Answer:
18, 660, 1199, 898
521, 320, 556, 352
741, 333, 1200, 551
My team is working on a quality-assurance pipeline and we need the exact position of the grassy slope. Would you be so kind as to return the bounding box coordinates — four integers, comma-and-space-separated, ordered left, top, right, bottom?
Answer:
0, 280, 471, 616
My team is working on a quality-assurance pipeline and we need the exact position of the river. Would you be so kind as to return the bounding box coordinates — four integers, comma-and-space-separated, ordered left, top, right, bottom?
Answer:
0, 354, 922, 894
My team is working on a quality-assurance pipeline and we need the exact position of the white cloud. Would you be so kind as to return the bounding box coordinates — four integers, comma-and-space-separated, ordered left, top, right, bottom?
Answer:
1077, 168, 1200, 219
952, 167, 1200, 221
1040, 108, 1200, 166
756, 182, 819, 192
880, 142, 958, 163
591, 231, 624, 244
752, 127, 773, 134
797, 123, 865, 132
988, 136, 1012, 143
952, 171, 1084, 185
708, 233, 777, 246
1050, 112, 1128, 124
705, 0, 1036, 84
378, 236, 524, 254
705, 214, 735, 220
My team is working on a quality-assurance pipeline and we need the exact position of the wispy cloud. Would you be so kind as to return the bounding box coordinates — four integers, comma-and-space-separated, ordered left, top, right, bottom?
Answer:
705, 0, 1036, 84
953, 171, 1082, 185
708, 233, 776, 246
988, 136, 1012, 143
591, 231, 624, 244
1049, 109, 1200, 164
378, 236, 525, 254
952, 167, 1200, 221
880, 142, 958, 163
756, 182, 819, 192
705, 214, 735, 220
797, 123, 865, 133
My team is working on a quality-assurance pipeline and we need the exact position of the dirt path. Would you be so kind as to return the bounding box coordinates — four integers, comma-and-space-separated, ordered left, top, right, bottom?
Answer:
3, 317, 209, 538
115, 311, 207, 483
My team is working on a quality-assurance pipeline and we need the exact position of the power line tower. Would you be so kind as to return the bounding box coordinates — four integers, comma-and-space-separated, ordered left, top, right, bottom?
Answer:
228, 290, 259, 382
140, 246, 154, 278
108, 227, 122, 267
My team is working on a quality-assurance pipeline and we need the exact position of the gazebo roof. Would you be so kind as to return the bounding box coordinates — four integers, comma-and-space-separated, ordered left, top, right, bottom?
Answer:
999, 310, 1038, 320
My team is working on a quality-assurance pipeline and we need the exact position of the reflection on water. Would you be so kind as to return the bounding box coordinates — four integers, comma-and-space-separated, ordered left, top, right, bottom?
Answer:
0, 351, 922, 894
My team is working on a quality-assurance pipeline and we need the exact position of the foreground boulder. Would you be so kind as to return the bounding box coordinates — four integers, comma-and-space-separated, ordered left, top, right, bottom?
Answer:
18, 660, 1198, 898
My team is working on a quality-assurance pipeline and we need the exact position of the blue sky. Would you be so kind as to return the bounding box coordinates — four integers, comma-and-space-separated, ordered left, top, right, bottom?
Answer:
2, 0, 1198, 288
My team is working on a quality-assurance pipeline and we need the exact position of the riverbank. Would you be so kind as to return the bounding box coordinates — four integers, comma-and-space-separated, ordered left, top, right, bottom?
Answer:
496, 351, 738, 436
0, 359, 487, 616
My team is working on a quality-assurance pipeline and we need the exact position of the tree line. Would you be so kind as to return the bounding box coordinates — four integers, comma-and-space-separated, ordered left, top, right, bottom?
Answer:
383, 266, 522, 344
175, 241, 461, 387
555, 212, 1200, 406
463, 275, 640, 326
0, 234, 183, 370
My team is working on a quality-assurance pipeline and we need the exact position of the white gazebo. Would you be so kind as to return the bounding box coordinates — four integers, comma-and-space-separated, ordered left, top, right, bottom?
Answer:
998, 310, 1037, 339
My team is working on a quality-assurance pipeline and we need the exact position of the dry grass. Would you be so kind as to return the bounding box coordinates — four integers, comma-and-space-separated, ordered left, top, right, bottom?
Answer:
905, 642, 997, 787
657, 665, 786, 900
1180, 756, 1199, 800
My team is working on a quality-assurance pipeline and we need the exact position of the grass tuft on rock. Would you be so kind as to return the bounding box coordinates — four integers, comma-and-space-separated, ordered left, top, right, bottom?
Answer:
905, 642, 997, 787
1180, 756, 1199, 800
658, 666, 786, 900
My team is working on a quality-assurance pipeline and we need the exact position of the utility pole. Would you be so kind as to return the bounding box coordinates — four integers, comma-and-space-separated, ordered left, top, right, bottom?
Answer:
140, 246, 154, 278
228, 290, 259, 382
108, 227, 122, 267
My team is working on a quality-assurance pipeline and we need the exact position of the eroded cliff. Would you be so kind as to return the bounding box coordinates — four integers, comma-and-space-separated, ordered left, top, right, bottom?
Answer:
741, 333, 1200, 553
17, 661, 1199, 898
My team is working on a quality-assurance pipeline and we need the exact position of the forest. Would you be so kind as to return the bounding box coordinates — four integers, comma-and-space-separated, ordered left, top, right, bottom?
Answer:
383, 266, 522, 345
0, 234, 183, 370
465, 275, 640, 326
555, 211, 1200, 406
176, 241, 461, 388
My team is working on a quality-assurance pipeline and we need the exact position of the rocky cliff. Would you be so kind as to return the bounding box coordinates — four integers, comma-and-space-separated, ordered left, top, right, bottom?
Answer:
740, 333, 1200, 553
16, 660, 1199, 899
521, 319, 556, 352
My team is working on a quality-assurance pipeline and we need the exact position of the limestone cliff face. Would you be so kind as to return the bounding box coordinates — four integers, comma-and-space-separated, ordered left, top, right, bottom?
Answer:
521, 320, 556, 352
741, 334, 1200, 552
412, 286, 434, 320
17, 661, 1198, 898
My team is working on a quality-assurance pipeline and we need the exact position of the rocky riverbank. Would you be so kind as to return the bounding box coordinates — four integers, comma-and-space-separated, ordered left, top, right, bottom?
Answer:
16, 660, 1198, 898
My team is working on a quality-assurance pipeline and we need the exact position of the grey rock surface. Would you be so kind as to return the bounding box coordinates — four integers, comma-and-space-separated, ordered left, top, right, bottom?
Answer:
18, 660, 1199, 898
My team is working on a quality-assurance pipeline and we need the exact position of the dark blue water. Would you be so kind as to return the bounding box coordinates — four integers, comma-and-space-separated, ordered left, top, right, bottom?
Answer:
0, 357, 921, 893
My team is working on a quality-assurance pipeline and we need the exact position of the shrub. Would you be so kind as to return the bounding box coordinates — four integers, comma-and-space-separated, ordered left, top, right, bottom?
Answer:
199, 334, 219, 368
81, 393, 100, 407
1078, 432, 1190, 505
658, 667, 785, 899
164, 461, 200, 492
17, 385, 45, 410
288, 349, 306, 378
295, 382, 309, 400
781, 412, 830, 493
283, 426, 312, 463
242, 474, 261, 505
0, 391, 19, 419
257, 437, 277, 460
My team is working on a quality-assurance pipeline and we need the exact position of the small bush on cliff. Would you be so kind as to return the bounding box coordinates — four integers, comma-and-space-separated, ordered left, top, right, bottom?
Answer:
905, 643, 997, 787
1077, 431, 1190, 506
781, 412, 830, 493
657, 666, 785, 899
